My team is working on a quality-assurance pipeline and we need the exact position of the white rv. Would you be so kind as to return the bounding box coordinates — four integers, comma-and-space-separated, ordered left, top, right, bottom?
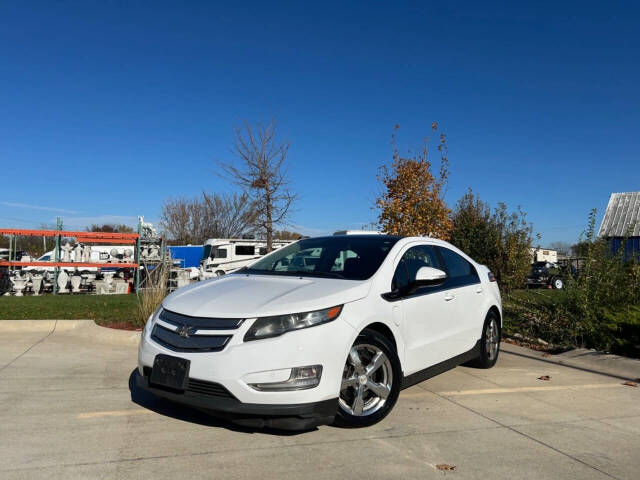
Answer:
200, 238, 295, 277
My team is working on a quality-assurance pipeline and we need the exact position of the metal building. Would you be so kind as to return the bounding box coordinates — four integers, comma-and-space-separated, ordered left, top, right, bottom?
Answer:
598, 192, 640, 259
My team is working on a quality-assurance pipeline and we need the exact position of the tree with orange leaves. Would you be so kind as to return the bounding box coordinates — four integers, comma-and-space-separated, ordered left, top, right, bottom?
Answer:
376, 123, 453, 239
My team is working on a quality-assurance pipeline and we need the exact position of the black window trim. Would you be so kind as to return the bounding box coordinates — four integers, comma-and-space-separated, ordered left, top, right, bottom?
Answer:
435, 246, 480, 289
382, 243, 480, 302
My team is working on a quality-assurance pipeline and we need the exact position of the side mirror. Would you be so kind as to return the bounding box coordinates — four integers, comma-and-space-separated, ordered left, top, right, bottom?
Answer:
414, 266, 447, 286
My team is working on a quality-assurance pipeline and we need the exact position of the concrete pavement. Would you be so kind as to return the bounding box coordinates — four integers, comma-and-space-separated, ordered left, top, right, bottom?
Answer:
1, 322, 639, 479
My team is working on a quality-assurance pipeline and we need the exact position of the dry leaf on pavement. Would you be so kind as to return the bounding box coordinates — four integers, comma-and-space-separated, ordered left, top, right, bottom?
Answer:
538, 375, 551, 381
622, 381, 638, 387
436, 464, 456, 471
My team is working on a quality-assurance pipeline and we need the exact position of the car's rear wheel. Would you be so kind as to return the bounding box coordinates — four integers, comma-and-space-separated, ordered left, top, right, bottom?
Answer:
469, 311, 501, 369
552, 277, 564, 289
335, 328, 401, 428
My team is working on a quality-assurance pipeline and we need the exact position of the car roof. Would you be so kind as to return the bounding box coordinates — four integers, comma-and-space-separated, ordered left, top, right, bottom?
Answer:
319, 234, 404, 240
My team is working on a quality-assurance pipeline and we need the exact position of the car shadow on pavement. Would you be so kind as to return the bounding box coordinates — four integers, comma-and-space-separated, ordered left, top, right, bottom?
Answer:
128, 369, 315, 436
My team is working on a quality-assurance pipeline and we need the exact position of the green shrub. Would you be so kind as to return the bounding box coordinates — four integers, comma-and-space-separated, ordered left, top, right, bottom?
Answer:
450, 190, 533, 292
503, 209, 640, 358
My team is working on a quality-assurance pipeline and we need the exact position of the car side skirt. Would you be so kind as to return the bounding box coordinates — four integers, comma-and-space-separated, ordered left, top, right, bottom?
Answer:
401, 339, 482, 389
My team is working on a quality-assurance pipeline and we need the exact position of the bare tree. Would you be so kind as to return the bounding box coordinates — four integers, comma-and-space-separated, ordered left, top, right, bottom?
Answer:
549, 241, 572, 256
160, 197, 195, 244
86, 224, 134, 233
220, 121, 296, 251
201, 192, 258, 239
273, 229, 303, 240
160, 193, 257, 245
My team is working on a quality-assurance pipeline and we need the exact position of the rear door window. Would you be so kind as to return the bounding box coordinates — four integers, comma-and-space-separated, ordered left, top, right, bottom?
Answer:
436, 247, 480, 288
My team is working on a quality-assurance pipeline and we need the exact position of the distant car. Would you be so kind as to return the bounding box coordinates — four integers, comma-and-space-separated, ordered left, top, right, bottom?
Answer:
137, 234, 502, 430
526, 261, 565, 289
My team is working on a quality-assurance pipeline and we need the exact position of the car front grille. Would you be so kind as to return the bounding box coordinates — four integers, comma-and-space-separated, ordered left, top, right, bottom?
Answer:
187, 378, 235, 398
158, 309, 245, 330
150, 308, 243, 353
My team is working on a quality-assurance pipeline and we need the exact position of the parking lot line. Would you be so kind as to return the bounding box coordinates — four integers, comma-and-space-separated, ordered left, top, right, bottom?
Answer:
437, 383, 624, 396
77, 409, 154, 419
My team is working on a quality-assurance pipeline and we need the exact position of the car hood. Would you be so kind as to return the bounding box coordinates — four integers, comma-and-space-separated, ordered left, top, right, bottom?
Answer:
162, 273, 371, 318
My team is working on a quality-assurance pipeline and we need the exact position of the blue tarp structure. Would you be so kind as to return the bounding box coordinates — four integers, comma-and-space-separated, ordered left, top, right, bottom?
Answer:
168, 245, 204, 268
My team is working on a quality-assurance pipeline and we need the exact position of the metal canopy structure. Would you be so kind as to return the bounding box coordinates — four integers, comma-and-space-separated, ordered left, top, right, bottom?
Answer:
0, 219, 141, 294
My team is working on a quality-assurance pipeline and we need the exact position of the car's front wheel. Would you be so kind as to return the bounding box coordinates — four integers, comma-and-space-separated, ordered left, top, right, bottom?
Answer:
335, 328, 401, 428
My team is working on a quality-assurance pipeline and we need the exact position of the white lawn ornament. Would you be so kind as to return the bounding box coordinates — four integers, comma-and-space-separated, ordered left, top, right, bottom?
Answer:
73, 244, 83, 262
12, 273, 28, 296
31, 274, 43, 296
83, 245, 92, 262
61, 242, 73, 262
57, 270, 70, 293
138, 216, 157, 239
103, 271, 116, 289
148, 245, 159, 259
70, 274, 82, 293
13, 279, 27, 296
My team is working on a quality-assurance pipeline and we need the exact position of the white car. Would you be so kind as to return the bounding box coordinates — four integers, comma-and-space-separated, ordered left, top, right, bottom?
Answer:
137, 234, 502, 429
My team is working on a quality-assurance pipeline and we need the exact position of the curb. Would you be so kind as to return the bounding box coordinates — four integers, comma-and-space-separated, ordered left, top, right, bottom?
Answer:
501, 342, 640, 382
0, 320, 141, 346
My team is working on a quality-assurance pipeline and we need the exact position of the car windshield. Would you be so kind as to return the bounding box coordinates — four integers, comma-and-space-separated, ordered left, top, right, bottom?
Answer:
239, 235, 402, 280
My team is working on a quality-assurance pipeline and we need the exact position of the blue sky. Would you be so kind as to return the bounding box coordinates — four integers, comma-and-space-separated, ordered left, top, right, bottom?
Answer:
1, 1, 638, 244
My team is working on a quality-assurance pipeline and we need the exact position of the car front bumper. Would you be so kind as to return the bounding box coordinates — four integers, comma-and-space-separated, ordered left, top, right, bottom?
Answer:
135, 369, 337, 430
137, 311, 356, 429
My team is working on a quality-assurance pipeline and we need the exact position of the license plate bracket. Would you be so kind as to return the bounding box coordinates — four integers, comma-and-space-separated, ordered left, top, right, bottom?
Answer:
150, 354, 190, 390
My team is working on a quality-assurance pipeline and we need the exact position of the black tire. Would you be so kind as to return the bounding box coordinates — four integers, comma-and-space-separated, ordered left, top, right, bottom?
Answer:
334, 328, 402, 428
468, 311, 501, 369
215, 270, 225, 277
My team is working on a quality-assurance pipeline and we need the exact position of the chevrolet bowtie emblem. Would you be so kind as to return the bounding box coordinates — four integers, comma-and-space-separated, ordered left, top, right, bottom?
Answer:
176, 325, 197, 338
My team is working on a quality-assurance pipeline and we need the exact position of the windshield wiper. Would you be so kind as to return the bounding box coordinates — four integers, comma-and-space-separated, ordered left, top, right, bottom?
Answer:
284, 270, 347, 279
240, 268, 346, 279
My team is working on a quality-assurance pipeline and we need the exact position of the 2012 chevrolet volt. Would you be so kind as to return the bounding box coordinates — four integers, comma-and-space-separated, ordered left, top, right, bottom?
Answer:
137, 234, 502, 429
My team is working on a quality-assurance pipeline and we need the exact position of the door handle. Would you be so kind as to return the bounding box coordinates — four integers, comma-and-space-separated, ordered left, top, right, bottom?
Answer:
444, 293, 455, 301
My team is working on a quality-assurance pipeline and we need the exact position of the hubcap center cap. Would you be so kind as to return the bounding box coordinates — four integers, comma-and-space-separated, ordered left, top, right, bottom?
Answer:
358, 375, 368, 385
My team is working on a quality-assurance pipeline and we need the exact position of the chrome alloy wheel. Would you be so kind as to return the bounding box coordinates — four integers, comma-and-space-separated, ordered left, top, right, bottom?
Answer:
486, 318, 500, 361
339, 344, 393, 417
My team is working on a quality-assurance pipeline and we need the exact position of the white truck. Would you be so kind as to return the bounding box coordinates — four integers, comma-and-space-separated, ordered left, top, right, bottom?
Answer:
199, 238, 294, 278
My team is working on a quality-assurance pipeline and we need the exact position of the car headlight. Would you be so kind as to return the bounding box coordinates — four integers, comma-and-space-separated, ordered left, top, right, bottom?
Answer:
244, 305, 343, 342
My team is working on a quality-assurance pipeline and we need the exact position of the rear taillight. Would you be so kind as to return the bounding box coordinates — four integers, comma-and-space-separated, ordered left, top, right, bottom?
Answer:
488, 272, 497, 282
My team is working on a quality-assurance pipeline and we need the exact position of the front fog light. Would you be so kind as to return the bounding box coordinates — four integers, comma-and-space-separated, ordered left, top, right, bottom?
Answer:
248, 365, 323, 391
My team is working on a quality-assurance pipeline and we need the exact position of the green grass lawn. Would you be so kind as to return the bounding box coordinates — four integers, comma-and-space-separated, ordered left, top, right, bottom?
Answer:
0, 294, 138, 324
506, 288, 565, 304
